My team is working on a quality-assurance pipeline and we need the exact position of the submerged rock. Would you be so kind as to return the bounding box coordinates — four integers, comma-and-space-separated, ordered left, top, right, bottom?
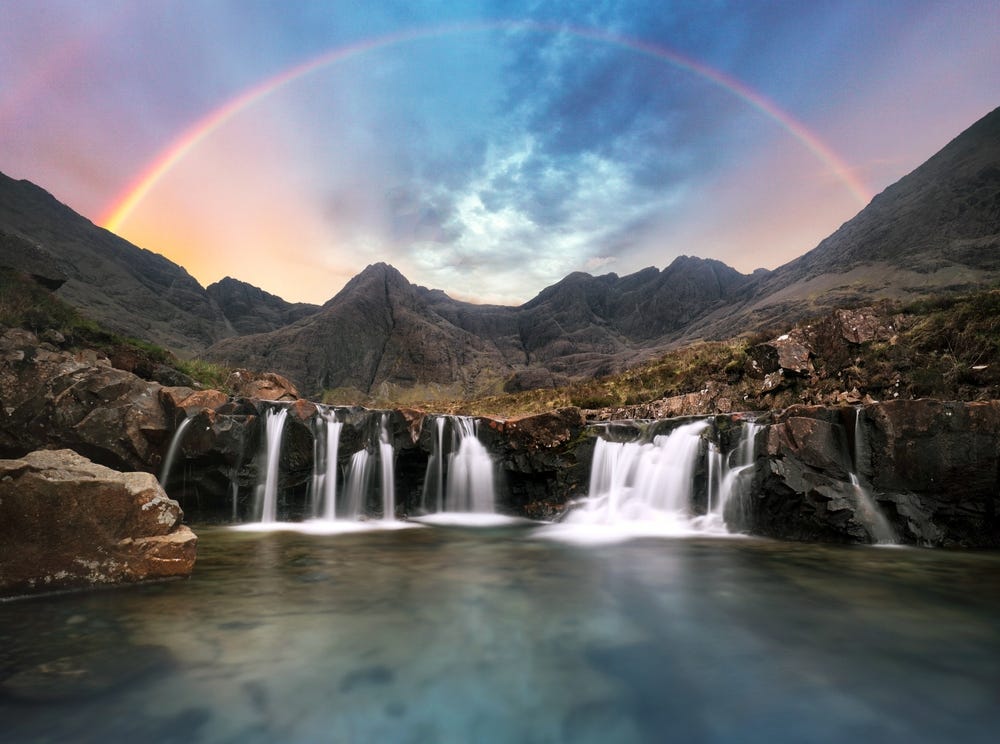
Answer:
0, 449, 197, 597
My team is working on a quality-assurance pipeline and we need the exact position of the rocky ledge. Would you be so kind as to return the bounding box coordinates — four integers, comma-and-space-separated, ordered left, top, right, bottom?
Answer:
0, 449, 197, 597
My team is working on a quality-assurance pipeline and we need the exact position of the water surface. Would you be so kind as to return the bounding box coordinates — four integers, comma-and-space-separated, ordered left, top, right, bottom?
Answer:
2, 524, 998, 742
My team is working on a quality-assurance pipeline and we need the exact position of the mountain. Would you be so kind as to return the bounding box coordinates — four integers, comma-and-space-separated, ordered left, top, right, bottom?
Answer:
206, 263, 520, 400
205, 257, 759, 399
0, 172, 232, 353
3, 106, 998, 400
206, 277, 320, 335
689, 105, 1000, 337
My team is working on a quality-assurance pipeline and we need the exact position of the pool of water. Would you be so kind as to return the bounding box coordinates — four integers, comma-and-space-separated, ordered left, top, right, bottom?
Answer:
2, 523, 999, 743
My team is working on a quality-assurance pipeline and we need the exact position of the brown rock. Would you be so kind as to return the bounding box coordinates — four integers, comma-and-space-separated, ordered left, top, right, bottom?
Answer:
0, 449, 197, 596
159, 386, 228, 417
0, 329, 169, 470
498, 408, 585, 450
225, 369, 300, 401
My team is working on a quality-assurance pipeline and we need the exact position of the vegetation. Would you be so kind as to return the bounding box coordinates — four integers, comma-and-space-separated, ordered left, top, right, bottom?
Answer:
3, 266, 998, 416
0, 268, 233, 391
424, 286, 1000, 417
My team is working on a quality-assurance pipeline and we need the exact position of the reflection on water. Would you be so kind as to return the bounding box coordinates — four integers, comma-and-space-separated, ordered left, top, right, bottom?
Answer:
2, 525, 999, 743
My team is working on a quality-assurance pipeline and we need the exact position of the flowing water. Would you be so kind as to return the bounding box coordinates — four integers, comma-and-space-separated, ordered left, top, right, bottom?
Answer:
2, 525, 998, 743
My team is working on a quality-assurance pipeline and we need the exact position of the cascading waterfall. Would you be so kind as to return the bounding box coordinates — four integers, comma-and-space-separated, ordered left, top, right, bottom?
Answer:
379, 414, 396, 520
444, 417, 496, 513
256, 406, 288, 523
158, 415, 194, 487
342, 449, 372, 520
849, 408, 897, 544
309, 410, 343, 520
571, 420, 709, 529
709, 421, 762, 528
423, 416, 446, 513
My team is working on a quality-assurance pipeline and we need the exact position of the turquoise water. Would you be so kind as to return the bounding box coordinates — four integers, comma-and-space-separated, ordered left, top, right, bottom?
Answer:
2, 523, 999, 743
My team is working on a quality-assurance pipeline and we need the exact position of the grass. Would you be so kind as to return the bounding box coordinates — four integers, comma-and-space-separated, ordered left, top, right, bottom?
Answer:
0, 268, 233, 391
4, 265, 998, 415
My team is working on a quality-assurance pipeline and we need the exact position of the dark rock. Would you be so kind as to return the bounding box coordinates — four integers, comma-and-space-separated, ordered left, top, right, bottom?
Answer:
0, 329, 170, 471
0, 172, 232, 354
207, 276, 319, 335
0, 449, 197, 596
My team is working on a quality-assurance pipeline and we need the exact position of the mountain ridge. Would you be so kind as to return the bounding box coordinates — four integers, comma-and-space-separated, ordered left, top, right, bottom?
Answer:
2, 106, 998, 399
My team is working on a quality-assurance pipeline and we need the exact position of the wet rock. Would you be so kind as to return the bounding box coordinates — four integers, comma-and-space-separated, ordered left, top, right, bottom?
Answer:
1, 644, 173, 702
865, 399, 1000, 547
739, 401, 1000, 547
0, 449, 197, 596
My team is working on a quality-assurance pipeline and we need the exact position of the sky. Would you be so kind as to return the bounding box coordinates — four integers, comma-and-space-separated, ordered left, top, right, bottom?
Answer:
2, 1, 998, 306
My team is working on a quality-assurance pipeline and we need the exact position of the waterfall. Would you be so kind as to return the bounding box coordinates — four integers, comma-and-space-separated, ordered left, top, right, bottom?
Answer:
711, 422, 762, 527
571, 420, 709, 529
256, 407, 288, 523
422, 417, 446, 513
444, 417, 496, 513
850, 408, 897, 544
379, 414, 396, 520
158, 416, 194, 487
309, 410, 343, 520
342, 449, 372, 519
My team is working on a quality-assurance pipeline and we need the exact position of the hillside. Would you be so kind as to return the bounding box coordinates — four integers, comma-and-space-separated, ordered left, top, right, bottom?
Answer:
1, 107, 998, 399
0, 173, 233, 354
689, 105, 1000, 338
204, 257, 759, 399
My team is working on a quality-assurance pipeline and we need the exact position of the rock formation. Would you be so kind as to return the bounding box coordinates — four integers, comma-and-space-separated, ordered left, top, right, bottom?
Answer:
0, 449, 197, 597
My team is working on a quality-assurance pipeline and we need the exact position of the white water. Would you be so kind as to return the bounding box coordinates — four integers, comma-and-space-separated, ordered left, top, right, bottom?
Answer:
379, 414, 396, 520
342, 449, 371, 520
557, 420, 713, 539
445, 417, 496, 513
850, 408, 897, 545
257, 407, 288, 523
707, 422, 762, 530
308, 411, 343, 520
158, 416, 193, 487
423, 417, 446, 513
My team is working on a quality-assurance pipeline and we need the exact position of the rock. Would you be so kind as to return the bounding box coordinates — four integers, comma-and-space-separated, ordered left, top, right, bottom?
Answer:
865, 399, 1000, 547
833, 307, 900, 344
0, 329, 170, 471
0, 449, 197, 596
225, 369, 300, 401
738, 401, 1000, 547
768, 333, 814, 375
160, 386, 229, 419
493, 408, 585, 451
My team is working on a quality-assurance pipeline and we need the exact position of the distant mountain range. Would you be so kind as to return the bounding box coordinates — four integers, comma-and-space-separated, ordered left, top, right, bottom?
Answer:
1, 106, 997, 399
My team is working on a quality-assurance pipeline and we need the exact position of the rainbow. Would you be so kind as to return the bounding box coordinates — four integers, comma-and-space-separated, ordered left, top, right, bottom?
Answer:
100, 21, 871, 232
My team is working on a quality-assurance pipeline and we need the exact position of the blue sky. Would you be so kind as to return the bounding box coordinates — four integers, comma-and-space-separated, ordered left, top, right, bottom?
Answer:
2, 1, 998, 304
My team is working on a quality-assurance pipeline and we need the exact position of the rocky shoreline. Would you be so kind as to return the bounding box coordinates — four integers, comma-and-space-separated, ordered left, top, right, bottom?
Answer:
2, 327, 998, 596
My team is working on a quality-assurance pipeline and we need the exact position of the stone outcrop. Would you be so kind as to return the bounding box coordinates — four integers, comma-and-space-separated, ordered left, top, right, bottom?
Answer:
0, 329, 170, 471
0, 449, 197, 597
738, 401, 1000, 547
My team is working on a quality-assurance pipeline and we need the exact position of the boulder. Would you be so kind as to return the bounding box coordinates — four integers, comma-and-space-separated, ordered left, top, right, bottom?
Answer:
0, 329, 170, 471
0, 449, 197, 596
224, 369, 300, 401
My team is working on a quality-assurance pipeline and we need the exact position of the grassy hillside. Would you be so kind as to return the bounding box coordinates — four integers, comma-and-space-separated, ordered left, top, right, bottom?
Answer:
4, 267, 998, 417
